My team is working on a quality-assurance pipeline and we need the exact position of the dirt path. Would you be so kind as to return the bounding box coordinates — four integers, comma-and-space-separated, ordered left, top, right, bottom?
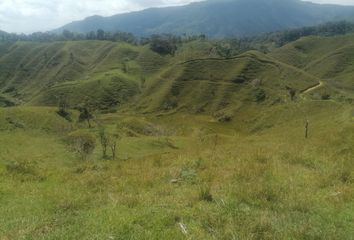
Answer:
302, 81, 324, 94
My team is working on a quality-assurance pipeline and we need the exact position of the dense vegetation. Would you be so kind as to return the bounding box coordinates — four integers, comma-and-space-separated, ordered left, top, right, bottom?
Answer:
55, 0, 354, 38
3, 20, 354, 57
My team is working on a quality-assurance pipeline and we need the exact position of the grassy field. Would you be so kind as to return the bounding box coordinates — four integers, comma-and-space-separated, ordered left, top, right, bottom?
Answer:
0, 34, 354, 239
0, 100, 353, 239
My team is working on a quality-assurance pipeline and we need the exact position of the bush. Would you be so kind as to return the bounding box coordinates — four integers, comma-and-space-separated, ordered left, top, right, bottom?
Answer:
163, 96, 178, 110
68, 131, 96, 160
6, 160, 36, 176
252, 88, 267, 102
77, 105, 93, 128
5, 160, 46, 181
213, 110, 234, 123
321, 93, 331, 100
180, 167, 197, 183
57, 109, 72, 122
149, 34, 178, 55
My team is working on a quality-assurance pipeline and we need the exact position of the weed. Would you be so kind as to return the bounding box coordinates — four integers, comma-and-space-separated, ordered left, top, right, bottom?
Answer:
199, 184, 213, 202
180, 167, 197, 183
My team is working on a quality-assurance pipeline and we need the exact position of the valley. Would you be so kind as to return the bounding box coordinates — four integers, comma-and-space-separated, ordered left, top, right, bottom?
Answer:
0, 30, 353, 239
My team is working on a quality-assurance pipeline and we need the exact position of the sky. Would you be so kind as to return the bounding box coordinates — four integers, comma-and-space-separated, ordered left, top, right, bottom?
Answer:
1, 0, 354, 33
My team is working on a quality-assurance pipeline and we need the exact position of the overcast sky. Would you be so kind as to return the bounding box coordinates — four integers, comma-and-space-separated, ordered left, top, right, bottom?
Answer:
1, 0, 354, 33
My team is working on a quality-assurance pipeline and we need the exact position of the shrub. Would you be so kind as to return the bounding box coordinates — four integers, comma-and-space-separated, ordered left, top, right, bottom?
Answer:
321, 93, 331, 100
99, 127, 109, 158
180, 167, 197, 183
6, 160, 36, 176
163, 96, 178, 110
252, 88, 267, 102
213, 110, 233, 123
199, 184, 213, 202
108, 133, 120, 160
149, 34, 178, 55
77, 104, 94, 128
57, 108, 72, 122
5, 160, 46, 181
68, 131, 96, 160
56, 94, 71, 122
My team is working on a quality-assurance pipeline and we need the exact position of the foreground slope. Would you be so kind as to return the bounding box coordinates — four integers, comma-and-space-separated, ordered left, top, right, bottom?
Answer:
0, 29, 354, 240
0, 100, 353, 239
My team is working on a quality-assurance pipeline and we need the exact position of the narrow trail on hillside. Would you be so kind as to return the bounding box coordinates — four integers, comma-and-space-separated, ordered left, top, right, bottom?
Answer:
301, 81, 324, 94
298, 81, 325, 101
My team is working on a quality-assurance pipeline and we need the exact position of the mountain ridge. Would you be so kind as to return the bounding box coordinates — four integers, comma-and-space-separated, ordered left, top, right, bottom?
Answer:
55, 0, 354, 38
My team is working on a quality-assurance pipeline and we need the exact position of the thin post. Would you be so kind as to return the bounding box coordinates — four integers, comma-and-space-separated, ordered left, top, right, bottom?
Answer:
305, 120, 309, 139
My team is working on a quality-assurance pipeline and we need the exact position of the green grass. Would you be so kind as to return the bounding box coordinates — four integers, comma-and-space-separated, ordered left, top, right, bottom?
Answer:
0, 101, 353, 239
1, 36, 353, 113
0, 41, 169, 110
270, 34, 354, 101
0, 34, 354, 239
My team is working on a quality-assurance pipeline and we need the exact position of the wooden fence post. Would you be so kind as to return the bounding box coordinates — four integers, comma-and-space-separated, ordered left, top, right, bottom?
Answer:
305, 120, 309, 139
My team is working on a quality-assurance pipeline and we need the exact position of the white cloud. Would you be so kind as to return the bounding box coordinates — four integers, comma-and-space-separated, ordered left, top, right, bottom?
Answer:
0, 0, 201, 33
0, 0, 354, 33
310, 0, 354, 4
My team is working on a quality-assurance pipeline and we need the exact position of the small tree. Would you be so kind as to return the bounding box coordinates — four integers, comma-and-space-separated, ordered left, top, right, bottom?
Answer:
122, 60, 128, 73
78, 104, 93, 128
97, 29, 105, 40
70, 52, 74, 62
286, 86, 296, 101
108, 133, 120, 160
150, 34, 178, 55
56, 94, 71, 121
62, 30, 74, 40
140, 77, 146, 89
68, 131, 96, 160
99, 127, 109, 158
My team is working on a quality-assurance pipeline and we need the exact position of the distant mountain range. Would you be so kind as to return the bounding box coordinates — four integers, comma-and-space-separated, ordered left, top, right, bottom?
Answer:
55, 0, 354, 38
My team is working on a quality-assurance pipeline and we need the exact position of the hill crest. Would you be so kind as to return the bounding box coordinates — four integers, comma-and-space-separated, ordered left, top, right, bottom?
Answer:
55, 0, 354, 38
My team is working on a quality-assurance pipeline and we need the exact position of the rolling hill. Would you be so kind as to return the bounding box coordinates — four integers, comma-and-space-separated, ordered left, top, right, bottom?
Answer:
1, 15, 354, 240
270, 34, 354, 99
0, 41, 166, 109
1, 32, 354, 113
135, 51, 320, 114
0, 38, 329, 114
56, 0, 354, 38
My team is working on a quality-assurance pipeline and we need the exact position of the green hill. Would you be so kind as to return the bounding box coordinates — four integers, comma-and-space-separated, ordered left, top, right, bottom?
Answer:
0, 38, 327, 114
136, 51, 320, 113
0, 41, 172, 110
1, 28, 354, 240
0, 93, 353, 239
2, 32, 354, 112
56, 0, 354, 38
270, 34, 354, 100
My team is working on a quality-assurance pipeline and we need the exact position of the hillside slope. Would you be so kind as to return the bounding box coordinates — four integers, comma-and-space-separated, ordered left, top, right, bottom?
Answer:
0, 41, 172, 109
56, 0, 354, 38
270, 34, 354, 99
1, 25, 354, 240
1, 33, 354, 113
0, 39, 325, 114
136, 51, 320, 113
